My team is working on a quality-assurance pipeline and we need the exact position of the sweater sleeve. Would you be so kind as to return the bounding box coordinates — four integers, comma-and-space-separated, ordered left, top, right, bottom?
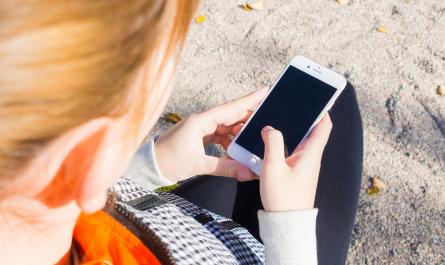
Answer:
258, 209, 318, 265
122, 135, 177, 191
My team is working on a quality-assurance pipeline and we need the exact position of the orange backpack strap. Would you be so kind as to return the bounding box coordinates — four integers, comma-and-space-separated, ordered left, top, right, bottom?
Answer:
73, 210, 161, 265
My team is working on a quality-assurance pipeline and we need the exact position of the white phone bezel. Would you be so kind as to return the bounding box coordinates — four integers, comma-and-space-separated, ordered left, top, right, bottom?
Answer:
227, 55, 347, 176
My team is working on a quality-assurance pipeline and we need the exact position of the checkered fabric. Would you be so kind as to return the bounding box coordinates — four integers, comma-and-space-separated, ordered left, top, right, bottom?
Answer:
208, 212, 265, 263
110, 177, 265, 264
111, 177, 152, 201
159, 192, 265, 264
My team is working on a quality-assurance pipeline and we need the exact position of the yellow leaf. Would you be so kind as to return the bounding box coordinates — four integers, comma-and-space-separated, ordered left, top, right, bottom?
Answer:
165, 113, 182, 124
438, 85, 444, 96
378, 26, 389, 33
243, 3, 253, 11
337, 0, 350, 5
196, 15, 205, 23
367, 187, 379, 195
368, 177, 387, 195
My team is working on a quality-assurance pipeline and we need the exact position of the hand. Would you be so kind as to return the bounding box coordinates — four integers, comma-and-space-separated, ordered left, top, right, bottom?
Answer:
259, 114, 333, 212
154, 87, 269, 183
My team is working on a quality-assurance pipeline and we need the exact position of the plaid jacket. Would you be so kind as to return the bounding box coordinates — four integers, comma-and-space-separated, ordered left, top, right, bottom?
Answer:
107, 177, 265, 265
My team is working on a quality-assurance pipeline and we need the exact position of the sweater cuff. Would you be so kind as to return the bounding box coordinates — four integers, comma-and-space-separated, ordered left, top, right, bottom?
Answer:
258, 209, 318, 265
123, 135, 176, 191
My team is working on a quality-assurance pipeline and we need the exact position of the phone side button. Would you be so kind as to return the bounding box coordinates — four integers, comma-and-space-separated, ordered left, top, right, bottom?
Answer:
247, 157, 258, 167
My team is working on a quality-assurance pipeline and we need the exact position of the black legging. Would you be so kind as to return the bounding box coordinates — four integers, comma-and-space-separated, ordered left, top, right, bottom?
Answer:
172, 82, 363, 265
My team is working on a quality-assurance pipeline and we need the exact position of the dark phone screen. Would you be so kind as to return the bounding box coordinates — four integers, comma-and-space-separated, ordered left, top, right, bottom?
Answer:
235, 65, 337, 159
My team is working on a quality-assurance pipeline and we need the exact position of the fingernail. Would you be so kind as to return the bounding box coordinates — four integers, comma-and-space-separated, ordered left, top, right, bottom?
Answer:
262, 126, 274, 132
237, 171, 252, 180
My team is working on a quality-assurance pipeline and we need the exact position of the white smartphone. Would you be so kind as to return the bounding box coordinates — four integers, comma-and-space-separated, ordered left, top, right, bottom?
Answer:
227, 55, 347, 176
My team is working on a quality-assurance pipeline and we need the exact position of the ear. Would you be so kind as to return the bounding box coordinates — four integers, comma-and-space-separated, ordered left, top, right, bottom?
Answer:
35, 117, 132, 214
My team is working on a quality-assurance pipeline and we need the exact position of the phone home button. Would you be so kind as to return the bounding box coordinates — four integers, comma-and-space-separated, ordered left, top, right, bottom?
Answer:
247, 157, 258, 167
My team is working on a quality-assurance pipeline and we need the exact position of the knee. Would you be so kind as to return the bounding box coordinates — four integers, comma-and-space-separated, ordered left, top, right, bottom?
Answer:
345, 81, 358, 97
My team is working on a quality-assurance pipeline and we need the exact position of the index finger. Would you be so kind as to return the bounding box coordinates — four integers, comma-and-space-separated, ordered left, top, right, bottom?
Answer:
202, 87, 269, 126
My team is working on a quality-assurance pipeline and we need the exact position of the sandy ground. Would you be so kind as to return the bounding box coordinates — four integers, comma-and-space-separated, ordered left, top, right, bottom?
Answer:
148, 0, 445, 264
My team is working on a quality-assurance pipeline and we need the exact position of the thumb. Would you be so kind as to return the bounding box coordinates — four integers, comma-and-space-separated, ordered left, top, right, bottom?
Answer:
204, 156, 255, 181
261, 126, 286, 167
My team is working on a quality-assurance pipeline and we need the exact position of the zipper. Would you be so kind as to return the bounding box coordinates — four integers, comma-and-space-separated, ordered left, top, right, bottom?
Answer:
105, 191, 176, 265
124, 194, 168, 211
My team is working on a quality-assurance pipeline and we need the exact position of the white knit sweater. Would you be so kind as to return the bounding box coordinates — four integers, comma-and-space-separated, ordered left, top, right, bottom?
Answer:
123, 137, 318, 265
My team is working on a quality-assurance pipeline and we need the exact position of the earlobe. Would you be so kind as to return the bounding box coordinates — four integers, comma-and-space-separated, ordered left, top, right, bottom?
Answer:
68, 123, 110, 213
71, 116, 135, 214
70, 118, 128, 214
35, 117, 121, 213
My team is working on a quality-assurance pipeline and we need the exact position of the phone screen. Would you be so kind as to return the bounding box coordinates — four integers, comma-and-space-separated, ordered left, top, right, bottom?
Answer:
235, 65, 337, 159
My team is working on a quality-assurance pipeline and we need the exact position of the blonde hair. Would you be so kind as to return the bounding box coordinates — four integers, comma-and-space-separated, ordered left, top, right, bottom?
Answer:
0, 0, 199, 189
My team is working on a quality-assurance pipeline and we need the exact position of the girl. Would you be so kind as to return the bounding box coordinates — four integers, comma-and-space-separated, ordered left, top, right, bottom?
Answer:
0, 0, 362, 264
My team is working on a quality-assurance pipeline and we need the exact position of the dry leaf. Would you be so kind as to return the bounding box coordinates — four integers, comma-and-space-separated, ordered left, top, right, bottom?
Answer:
243, 3, 253, 11
372, 177, 387, 190
244, 2, 267, 11
165, 113, 182, 124
378, 26, 389, 33
367, 177, 387, 195
196, 15, 205, 23
337, 0, 350, 5
248, 2, 267, 10
438, 85, 444, 96
367, 187, 380, 195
